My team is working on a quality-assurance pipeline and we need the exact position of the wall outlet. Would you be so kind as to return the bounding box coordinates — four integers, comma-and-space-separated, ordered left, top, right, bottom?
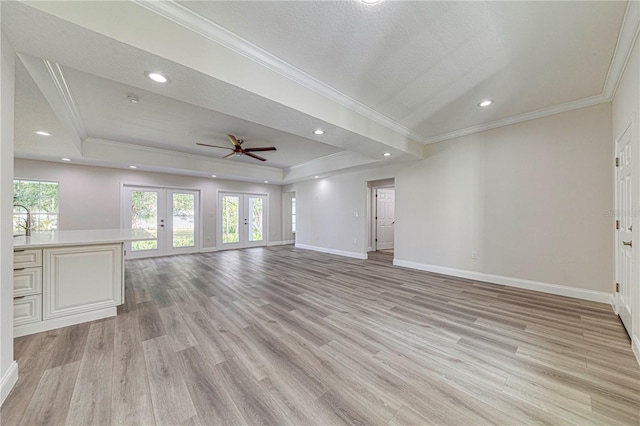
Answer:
354, 211, 359, 217
353, 237, 358, 244
471, 251, 478, 260
315, 234, 319, 240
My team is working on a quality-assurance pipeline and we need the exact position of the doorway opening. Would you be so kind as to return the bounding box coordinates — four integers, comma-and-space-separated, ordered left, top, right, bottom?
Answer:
367, 178, 395, 262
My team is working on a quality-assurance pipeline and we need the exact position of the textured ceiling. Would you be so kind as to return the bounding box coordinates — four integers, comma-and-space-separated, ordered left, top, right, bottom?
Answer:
1, 1, 633, 183
180, 1, 626, 139
64, 67, 342, 169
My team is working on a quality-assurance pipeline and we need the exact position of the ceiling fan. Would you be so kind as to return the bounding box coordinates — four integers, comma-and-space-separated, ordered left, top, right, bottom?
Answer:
196, 134, 276, 162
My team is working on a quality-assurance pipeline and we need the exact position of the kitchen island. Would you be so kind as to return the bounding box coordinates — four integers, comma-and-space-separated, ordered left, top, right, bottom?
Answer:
13, 229, 148, 337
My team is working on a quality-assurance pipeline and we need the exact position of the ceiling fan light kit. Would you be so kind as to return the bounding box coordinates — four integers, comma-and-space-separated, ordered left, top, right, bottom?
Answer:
197, 134, 277, 162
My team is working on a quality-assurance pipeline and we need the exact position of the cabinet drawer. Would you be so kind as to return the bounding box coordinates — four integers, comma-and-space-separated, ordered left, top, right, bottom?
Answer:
14, 295, 42, 326
14, 249, 42, 269
13, 268, 43, 297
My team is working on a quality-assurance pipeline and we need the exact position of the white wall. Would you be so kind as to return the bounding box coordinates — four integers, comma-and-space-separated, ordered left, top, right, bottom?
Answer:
282, 191, 295, 243
1, 27, 18, 404
290, 103, 614, 300
398, 103, 613, 293
288, 166, 398, 258
13, 160, 286, 248
612, 34, 640, 361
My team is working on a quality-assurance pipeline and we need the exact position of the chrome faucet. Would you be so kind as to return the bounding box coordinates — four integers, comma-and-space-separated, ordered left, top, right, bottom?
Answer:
13, 204, 32, 236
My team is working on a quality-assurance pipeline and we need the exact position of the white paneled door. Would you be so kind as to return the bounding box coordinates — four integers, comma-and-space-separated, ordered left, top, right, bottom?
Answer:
376, 188, 395, 250
219, 192, 267, 250
122, 186, 200, 259
615, 124, 634, 336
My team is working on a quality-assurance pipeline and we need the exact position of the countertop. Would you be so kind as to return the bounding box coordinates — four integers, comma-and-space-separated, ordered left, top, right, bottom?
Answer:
14, 229, 152, 249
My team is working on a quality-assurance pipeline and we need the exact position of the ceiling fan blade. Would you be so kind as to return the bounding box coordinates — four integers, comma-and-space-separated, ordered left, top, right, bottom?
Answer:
223, 152, 236, 159
227, 134, 242, 147
244, 147, 277, 152
196, 142, 234, 150
244, 152, 267, 161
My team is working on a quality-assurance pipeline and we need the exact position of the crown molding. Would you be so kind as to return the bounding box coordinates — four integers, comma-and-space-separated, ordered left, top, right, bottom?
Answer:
42, 59, 88, 141
83, 137, 281, 172
135, 0, 640, 147
604, 0, 640, 99
82, 137, 285, 182
132, 0, 429, 145
424, 94, 610, 145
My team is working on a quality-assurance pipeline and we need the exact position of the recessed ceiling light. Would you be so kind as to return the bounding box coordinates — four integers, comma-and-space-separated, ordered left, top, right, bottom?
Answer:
313, 129, 325, 135
264, 180, 269, 183
211, 174, 217, 178
129, 165, 137, 169
61, 157, 71, 162
34, 130, 50, 136
478, 99, 493, 107
127, 94, 140, 104
361, 0, 381, 4
314, 175, 320, 179
383, 152, 392, 157
144, 71, 169, 83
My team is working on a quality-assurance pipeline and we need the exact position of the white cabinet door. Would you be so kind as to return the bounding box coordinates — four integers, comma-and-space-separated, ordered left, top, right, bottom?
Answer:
43, 244, 123, 320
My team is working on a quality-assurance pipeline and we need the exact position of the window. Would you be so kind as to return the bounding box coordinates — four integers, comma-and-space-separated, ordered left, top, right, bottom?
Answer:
291, 197, 296, 233
13, 179, 59, 233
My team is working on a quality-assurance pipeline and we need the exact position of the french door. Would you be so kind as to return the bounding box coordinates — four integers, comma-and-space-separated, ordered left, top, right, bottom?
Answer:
218, 192, 267, 250
122, 186, 200, 258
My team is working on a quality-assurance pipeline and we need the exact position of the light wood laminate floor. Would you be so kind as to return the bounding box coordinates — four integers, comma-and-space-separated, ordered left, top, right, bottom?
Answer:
2, 246, 639, 425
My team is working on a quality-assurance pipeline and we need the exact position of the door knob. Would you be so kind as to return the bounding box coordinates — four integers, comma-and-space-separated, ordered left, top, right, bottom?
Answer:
623, 240, 632, 247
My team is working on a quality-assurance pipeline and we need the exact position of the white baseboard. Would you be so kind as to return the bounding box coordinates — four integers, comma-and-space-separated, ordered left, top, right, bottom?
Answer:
295, 243, 367, 260
199, 246, 218, 253
367, 246, 373, 252
393, 259, 612, 304
267, 240, 294, 247
633, 336, 640, 366
13, 307, 117, 338
0, 361, 18, 406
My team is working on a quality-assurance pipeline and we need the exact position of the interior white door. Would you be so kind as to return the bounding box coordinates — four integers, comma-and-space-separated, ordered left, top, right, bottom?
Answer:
615, 124, 633, 336
123, 186, 199, 258
376, 188, 395, 250
219, 192, 267, 250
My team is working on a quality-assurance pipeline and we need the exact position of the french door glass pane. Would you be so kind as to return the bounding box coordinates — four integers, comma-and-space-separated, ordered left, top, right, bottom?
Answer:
222, 196, 240, 244
248, 197, 264, 242
173, 193, 195, 248
131, 190, 158, 251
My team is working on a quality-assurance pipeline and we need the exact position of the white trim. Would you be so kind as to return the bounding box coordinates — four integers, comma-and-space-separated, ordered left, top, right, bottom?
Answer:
86, 138, 280, 174
0, 361, 18, 406
367, 246, 373, 252
135, 0, 640, 148
267, 240, 294, 247
633, 335, 640, 366
13, 307, 116, 338
606, 0, 640, 98
42, 59, 87, 141
424, 94, 609, 144
393, 259, 612, 304
295, 243, 367, 260
199, 246, 218, 253
133, 0, 428, 145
